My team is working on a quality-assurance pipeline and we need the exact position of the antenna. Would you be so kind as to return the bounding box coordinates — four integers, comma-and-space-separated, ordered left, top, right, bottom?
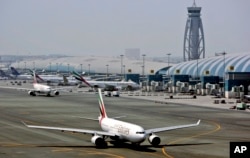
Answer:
193, 0, 196, 7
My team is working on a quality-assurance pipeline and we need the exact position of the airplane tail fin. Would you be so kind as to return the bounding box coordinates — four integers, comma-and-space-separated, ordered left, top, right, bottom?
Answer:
72, 71, 91, 87
10, 67, 20, 76
36, 74, 45, 82
63, 75, 68, 84
98, 88, 108, 121
28, 69, 44, 82
33, 71, 37, 84
0, 70, 7, 77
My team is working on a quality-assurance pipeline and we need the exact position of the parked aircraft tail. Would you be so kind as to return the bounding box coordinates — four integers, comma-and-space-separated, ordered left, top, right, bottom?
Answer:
10, 67, 20, 76
72, 71, 91, 87
63, 75, 69, 84
27, 69, 45, 82
0, 70, 7, 77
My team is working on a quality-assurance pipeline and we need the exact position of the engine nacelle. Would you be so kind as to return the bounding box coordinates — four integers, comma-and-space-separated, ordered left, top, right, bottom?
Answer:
28, 91, 36, 96
148, 134, 161, 146
91, 135, 106, 147
54, 91, 59, 96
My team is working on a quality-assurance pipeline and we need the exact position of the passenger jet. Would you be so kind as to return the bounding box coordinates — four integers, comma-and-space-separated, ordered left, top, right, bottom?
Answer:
72, 71, 140, 91
23, 88, 200, 147
0, 71, 60, 96
28, 71, 60, 96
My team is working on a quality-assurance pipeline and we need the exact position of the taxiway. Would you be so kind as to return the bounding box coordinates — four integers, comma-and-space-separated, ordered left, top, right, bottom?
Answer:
0, 84, 249, 158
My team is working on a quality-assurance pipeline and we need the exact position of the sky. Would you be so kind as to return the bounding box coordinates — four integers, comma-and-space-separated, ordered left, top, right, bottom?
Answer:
0, 0, 250, 58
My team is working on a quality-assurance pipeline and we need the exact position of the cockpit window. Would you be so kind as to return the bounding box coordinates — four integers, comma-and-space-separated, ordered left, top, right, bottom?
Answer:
136, 131, 145, 134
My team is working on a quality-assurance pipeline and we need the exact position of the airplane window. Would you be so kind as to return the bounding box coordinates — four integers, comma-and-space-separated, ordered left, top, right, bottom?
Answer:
136, 131, 145, 134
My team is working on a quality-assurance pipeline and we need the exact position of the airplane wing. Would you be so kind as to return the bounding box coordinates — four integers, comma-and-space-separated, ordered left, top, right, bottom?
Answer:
51, 87, 73, 91
22, 121, 116, 137
145, 120, 200, 134
0, 86, 32, 91
0, 86, 72, 94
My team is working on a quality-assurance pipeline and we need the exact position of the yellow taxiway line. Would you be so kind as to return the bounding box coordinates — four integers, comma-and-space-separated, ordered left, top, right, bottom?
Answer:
162, 120, 221, 158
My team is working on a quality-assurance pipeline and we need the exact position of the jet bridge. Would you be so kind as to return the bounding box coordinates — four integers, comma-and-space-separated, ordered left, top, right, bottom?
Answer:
201, 76, 220, 95
225, 72, 250, 98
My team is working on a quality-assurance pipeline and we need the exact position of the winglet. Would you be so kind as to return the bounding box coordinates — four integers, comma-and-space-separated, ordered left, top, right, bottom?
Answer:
21, 121, 28, 127
197, 119, 201, 125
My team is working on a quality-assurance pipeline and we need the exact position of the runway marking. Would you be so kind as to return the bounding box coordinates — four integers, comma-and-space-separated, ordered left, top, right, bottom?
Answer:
162, 120, 221, 158
1, 142, 24, 147
0, 142, 36, 147
86, 151, 125, 158
150, 152, 167, 158
74, 150, 125, 158
162, 148, 174, 158
19, 111, 30, 115
52, 148, 73, 152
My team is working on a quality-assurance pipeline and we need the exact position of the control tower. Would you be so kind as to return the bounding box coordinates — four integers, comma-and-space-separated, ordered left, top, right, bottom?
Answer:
183, 1, 205, 61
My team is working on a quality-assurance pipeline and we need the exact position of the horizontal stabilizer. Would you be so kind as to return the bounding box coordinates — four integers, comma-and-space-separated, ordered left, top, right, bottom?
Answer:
71, 115, 126, 121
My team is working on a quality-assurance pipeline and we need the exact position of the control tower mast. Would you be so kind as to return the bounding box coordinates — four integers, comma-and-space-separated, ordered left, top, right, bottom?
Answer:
183, 1, 205, 61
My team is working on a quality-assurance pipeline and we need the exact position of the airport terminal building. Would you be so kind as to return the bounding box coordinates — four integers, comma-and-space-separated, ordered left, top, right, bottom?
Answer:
8, 53, 250, 98
167, 53, 250, 78
166, 53, 250, 98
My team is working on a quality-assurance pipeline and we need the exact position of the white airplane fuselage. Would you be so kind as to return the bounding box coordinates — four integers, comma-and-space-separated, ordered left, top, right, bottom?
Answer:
85, 80, 140, 90
100, 117, 146, 143
33, 83, 51, 94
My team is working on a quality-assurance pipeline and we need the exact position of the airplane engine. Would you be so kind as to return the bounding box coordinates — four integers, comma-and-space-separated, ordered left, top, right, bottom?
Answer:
28, 91, 36, 96
54, 91, 59, 96
148, 134, 161, 146
91, 135, 106, 147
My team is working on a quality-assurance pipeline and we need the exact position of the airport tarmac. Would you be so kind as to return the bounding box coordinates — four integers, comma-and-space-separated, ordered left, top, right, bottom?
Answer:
0, 82, 249, 158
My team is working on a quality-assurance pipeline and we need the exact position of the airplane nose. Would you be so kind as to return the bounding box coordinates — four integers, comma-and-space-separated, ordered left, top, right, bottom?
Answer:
138, 134, 146, 143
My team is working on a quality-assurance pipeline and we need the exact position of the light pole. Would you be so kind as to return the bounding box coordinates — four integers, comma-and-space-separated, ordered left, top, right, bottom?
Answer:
222, 52, 226, 97
123, 65, 126, 80
88, 64, 90, 76
166, 53, 171, 77
33, 62, 35, 70
67, 63, 69, 76
106, 64, 109, 80
49, 62, 51, 74
215, 51, 227, 97
56, 63, 58, 73
24, 62, 26, 73
196, 58, 199, 80
120, 54, 124, 80
142, 54, 146, 77
80, 64, 83, 74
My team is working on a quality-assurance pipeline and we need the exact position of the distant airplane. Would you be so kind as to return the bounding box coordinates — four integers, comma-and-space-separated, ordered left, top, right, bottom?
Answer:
28, 71, 60, 96
10, 67, 32, 80
11, 67, 64, 83
25, 69, 80, 86
0, 69, 9, 80
23, 88, 200, 147
72, 71, 140, 91
26, 69, 62, 84
0, 71, 61, 96
57, 75, 80, 86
